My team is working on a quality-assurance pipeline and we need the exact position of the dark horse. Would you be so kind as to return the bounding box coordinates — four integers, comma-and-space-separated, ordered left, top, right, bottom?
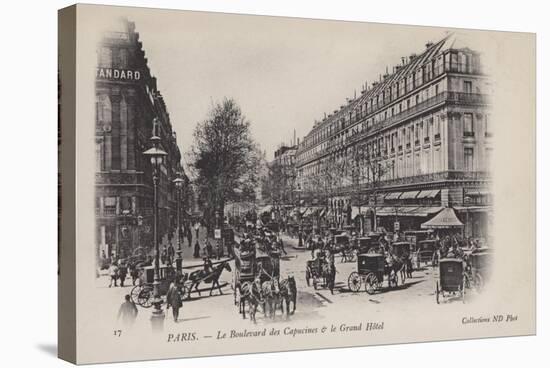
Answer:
185, 261, 232, 297
279, 276, 297, 318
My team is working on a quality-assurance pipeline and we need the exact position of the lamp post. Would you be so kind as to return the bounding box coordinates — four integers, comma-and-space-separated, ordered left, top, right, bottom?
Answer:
173, 174, 184, 271
143, 132, 167, 332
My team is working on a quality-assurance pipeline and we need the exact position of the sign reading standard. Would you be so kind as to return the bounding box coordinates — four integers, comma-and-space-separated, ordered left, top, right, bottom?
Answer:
96, 68, 141, 81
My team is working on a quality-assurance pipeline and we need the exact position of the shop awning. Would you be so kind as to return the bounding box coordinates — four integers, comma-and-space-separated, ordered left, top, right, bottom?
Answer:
417, 189, 441, 199
400, 190, 420, 199
375, 206, 443, 217
421, 208, 464, 229
385, 192, 402, 200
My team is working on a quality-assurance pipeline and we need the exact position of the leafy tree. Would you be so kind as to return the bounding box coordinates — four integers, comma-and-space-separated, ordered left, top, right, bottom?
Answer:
189, 98, 260, 234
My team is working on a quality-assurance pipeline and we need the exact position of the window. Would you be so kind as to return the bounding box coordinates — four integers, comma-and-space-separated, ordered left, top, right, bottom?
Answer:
463, 81, 472, 94
464, 147, 474, 171
463, 113, 474, 137
434, 116, 441, 140
435, 84, 439, 95
104, 197, 117, 216
95, 141, 103, 172
96, 94, 112, 128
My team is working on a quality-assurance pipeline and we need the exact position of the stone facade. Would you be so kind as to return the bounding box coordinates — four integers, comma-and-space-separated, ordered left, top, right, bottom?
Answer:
295, 35, 492, 238
95, 20, 185, 259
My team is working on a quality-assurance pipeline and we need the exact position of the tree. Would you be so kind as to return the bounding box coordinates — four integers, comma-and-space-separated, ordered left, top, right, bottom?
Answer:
347, 142, 393, 232
189, 98, 260, 235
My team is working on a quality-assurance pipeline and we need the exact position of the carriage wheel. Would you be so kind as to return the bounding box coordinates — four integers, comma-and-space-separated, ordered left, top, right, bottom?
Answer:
365, 273, 378, 295
130, 285, 142, 304
305, 269, 311, 287
435, 281, 440, 304
348, 272, 362, 293
138, 285, 154, 308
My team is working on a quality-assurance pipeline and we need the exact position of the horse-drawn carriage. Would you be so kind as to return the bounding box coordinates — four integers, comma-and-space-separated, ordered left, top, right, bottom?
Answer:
130, 258, 232, 308
435, 258, 466, 304
305, 249, 335, 292
416, 239, 438, 268
334, 234, 355, 262
130, 265, 185, 308
233, 246, 280, 305
347, 250, 403, 294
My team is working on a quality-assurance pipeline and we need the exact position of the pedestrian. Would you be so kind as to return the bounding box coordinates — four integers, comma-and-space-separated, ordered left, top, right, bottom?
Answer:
130, 264, 140, 286
216, 239, 224, 260
118, 261, 128, 287
117, 294, 138, 326
167, 242, 175, 265
204, 239, 213, 258
166, 282, 183, 322
194, 221, 200, 241
193, 238, 201, 258
108, 262, 118, 288
161, 246, 167, 265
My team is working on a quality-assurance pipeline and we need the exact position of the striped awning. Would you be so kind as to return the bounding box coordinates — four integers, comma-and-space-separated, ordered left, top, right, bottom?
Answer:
400, 190, 420, 199
417, 189, 441, 199
385, 192, 402, 200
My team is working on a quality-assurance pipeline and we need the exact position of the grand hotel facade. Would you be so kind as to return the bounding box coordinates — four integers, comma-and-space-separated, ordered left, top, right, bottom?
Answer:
95, 20, 185, 260
295, 35, 492, 239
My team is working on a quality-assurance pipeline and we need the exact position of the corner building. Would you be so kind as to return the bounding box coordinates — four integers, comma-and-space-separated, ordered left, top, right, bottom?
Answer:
295, 34, 492, 239
95, 20, 185, 259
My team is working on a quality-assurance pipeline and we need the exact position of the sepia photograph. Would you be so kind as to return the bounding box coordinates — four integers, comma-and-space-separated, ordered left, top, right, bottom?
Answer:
56, 3, 536, 364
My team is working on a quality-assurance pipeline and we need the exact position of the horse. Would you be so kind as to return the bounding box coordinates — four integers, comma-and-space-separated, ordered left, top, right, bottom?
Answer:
385, 253, 405, 287
185, 261, 232, 297
260, 278, 281, 319
247, 279, 263, 324
237, 280, 262, 322
279, 276, 297, 317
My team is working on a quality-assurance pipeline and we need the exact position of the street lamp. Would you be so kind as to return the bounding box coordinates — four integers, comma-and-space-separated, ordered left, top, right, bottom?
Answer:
173, 174, 185, 271
143, 132, 167, 332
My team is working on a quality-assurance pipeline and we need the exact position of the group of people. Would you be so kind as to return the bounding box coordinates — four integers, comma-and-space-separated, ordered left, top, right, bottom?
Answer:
107, 259, 141, 288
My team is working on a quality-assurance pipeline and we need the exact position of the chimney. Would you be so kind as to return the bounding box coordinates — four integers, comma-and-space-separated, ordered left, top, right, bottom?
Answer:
401, 57, 406, 65
409, 54, 416, 62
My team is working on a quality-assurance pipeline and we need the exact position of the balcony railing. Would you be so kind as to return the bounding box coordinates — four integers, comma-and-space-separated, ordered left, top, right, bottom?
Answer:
330, 170, 491, 195
296, 92, 488, 166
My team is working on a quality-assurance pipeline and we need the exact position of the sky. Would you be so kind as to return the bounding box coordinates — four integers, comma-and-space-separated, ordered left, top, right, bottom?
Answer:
123, 9, 450, 162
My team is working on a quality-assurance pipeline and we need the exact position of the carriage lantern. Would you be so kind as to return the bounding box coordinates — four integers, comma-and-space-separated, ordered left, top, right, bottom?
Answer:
143, 130, 168, 332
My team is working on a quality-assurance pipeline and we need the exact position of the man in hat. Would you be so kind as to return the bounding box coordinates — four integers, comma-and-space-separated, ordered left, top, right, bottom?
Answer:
117, 294, 138, 326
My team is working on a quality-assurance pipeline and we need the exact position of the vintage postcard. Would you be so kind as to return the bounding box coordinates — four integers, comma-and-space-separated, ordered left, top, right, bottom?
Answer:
58, 4, 536, 364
